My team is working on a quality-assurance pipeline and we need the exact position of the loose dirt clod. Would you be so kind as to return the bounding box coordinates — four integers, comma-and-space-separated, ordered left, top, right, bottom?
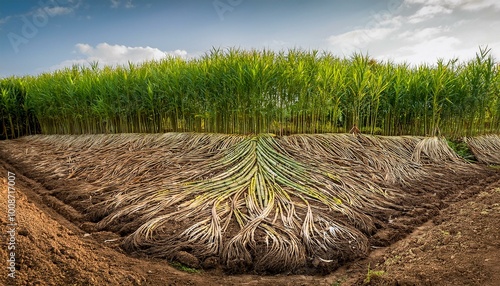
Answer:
175, 251, 200, 269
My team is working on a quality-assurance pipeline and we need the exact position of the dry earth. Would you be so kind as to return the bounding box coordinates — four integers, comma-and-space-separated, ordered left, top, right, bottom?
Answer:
1, 151, 499, 285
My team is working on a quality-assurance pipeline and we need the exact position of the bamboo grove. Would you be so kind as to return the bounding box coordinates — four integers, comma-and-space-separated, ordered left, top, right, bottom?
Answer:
1, 47, 499, 139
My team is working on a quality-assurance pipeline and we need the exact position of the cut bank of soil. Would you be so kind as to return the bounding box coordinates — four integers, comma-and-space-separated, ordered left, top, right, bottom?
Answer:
1, 156, 499, 285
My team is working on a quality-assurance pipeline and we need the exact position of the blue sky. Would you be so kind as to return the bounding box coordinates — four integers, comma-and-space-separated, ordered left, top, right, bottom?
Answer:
1, 0, 499, 77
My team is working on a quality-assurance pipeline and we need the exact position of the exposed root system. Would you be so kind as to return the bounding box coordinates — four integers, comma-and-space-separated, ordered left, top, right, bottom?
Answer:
0, 133, 489, 274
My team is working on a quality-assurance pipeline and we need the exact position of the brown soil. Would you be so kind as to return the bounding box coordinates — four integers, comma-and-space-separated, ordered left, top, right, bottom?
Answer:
1, 151, 499, 285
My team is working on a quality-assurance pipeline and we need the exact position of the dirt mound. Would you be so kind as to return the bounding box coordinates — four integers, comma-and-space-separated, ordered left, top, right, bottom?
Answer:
0, 160, 147, 286
351, 176, 500, 286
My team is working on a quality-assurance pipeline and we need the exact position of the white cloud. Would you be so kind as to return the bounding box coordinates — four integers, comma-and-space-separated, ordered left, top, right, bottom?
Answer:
326, 0, 500, 65
52, 43, 188, 71
171, 49, 188, 58
110, 0, 134, 9
398, 26, 447, 42
408, 5, 452, 23
405, 0, 459, 6
404, 0, 500, 10
124, 1, 135, 9
460, 0, 500, 10
378, 36, 462, 64
1, 3, 77, 27
328, 27, 397, 55
327, 13, 403, 55
110, 0, 120, 8
74, 43, 186, 64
